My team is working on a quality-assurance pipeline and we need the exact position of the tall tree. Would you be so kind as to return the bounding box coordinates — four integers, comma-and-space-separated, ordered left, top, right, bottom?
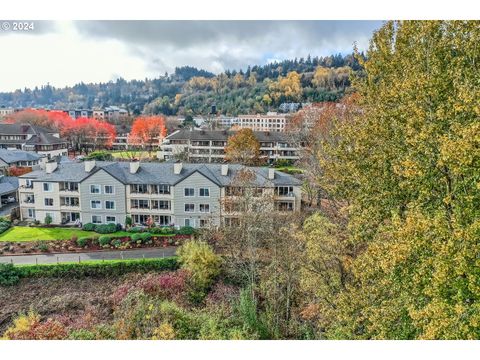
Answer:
128, 116, 167, 152
224, 128, 261, 166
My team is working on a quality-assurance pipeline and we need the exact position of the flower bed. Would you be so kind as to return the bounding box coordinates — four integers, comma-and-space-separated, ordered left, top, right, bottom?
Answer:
0, 233, 191, 256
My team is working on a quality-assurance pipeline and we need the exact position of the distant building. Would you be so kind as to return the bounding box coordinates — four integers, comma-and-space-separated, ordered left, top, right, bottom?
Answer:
215, 112, 291, 132
0, 149, 46, 174
0, 123, 68, 159
104, 106, 128, 121
0, 107, 14, 118
158, 129, 299, 164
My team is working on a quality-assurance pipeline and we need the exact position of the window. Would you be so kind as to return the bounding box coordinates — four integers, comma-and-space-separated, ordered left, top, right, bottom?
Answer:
152, 200, 170, 210
199, 188, 210, 197
104, 185, 114, 194
105, 216, 116, 223
90, 184, 101, 194
184, 188, 194, 197
105, 200, 115, 210
92, 215, 102, 224
199, 204, 210, 213
199, 219, 209, 227
184, 218, 195, 227
25, 179, 33, 188
275, 186, 294, 196
43, 183, 52, 192
44, 198, 53, 206
184, 203, 195, 212
91, 200, 101, 209
27, 208, 35, 218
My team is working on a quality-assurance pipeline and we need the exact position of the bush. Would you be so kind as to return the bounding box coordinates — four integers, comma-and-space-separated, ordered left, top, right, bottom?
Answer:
0, 263, 20, 286
16, 257, 179, 279
82, 223, 96, 231
151, 226, 174, 235
44, 214, 52, 225
128, 226, 144, 233
95, 223, 117, 234
125, 216, 133, 228
141, 233, 152, 242
76, 237, 89, 248
38, 243, 49, 252
98, 235, 111, 246
116, 223, 123, 232
0, 220, 11, 234
68, 329, 96, 340
111, 239, 122, 248
131, 233, 142, 243
177, 226, 196, 235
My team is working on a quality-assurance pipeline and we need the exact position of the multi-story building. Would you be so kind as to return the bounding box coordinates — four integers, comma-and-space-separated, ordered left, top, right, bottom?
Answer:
0, 123, 68, 159
104, 106, 128, 121
65, 109, 94, 119
158, 129, 299, 164
0, 149, 46, 174
18, 160, 302, 228
216, 112, 291, 132
0, 107, 15, 118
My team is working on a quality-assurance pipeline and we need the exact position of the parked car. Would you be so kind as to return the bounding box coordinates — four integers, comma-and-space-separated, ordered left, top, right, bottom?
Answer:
1, 196, 16, 204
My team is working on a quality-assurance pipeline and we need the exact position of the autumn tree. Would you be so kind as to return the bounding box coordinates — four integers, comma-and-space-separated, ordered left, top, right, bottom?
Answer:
267, 71, 303, 104
224, 128, 261, 166
128, 116, 167, 153
299, 20, 480, 339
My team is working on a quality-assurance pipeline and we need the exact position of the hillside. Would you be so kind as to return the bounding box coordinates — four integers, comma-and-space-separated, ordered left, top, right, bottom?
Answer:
0, 53, 363, 116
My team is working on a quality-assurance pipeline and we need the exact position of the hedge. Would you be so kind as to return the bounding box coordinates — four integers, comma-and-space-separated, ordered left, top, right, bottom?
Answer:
9, 257, 179, 280
0, 219, 11, 235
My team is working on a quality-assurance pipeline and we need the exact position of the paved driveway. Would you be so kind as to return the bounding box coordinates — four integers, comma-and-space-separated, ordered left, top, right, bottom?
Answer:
0, 247, 177, 265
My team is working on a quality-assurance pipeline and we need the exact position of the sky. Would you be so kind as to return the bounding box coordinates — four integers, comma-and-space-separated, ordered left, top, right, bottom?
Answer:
0, 20, 383, 92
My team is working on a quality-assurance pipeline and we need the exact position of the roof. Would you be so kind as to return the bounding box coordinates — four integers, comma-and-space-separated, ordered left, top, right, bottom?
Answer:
24, 132, 67, 146
0, 149, 44, 164
0, 176, 18, 195
166, 129, 291, 143
21, 161, 302, 187
0, 123, 57, 135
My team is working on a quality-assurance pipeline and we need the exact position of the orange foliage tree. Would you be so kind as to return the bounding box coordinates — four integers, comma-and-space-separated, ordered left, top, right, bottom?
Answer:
128, 116, 167, 151
225, 128, 261, 166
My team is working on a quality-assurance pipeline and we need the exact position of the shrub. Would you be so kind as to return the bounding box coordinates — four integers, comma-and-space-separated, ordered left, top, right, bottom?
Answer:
82, 223, 96, 231
98, 235, 111, 246
38, 243, 49, 252
125, 216, 133, 228
68, 329, 96, 340
76, 237, 89, 248
177, 240, 222, 298
16, 257, 178, 279
44, 214, 52, 225
177, 226, 196, 235
111, 239, 122, 248
95, 223, 117, 234
3, 312, 67, 340
0, 220, 11, 234
128, 226, 144, 233
140, 233, 152, 242
131, 233, 142, 243
116, 223, 123, 232
0, 263, 20, 286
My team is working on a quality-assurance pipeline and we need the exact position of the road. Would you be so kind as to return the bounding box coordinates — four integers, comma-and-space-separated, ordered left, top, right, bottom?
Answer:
0, 247, 177, 265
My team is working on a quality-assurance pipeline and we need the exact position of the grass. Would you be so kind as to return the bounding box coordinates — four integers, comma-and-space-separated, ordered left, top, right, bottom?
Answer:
111, 150, 153, 160
0, 226, 130, 243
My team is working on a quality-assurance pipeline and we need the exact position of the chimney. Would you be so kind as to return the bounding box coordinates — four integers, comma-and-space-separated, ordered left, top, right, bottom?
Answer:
84, 160, 96, 172
221, 164, 229, 176
130, 161, 140, 174
268, 168, 275, 180
174, 162, 183, 175
45, 161, 58, 174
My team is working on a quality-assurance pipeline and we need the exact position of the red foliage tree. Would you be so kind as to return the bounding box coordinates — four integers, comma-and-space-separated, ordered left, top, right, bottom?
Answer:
128, 116, 167, 151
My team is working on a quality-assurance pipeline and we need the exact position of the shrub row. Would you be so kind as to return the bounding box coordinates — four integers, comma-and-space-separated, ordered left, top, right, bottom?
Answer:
0, 257, 179, 283
82, 223, 120, 234
0, 218, 11, 235
128, 226, 196, 236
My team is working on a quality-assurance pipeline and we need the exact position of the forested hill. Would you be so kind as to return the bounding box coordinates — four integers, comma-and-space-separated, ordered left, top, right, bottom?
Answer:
0, 53, 363, 116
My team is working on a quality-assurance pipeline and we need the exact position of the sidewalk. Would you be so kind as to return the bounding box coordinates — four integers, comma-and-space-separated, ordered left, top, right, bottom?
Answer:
0, 247, 177, 265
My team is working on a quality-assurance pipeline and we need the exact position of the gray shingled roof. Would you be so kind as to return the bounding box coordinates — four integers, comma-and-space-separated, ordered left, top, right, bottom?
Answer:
21, 161, 302, 187
0, 176, 18, 195
0, 123, 55, 135
0, 149, 44, 164
24, 132, 67, 146
166, 129, 290, 142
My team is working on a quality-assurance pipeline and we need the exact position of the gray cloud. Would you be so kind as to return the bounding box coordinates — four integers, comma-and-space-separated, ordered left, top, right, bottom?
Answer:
74, 20, 383, 74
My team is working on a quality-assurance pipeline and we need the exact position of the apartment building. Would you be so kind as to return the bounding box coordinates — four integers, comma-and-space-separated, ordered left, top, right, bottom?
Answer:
0, 123, 68, 159
18, 160, 302, 228
0, 149, 46, 174
0, 108, 15, 118
158, 129, 299, 164
216, 112, 291, 132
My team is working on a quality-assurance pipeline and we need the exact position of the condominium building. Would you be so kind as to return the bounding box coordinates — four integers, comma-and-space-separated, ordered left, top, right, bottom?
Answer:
0, 108, 15, 118
0, 149, 46, 174
18, 160, 302, 228
217, 112, 291, 132
0, 123, 68, 159
158, 129, 299, 163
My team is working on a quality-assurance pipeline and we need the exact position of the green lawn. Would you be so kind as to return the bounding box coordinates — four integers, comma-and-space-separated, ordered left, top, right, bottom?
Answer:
0, 226, 130, 242
111, 150, 153, 160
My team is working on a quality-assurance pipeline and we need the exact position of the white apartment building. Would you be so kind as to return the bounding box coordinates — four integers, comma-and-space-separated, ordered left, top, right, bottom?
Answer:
217, 112, 291, 132
158, 129, 300, 164
18, 160, 302, 228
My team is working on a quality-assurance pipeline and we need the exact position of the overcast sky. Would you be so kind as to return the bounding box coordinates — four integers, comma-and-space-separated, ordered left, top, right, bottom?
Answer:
0, 20, 383, 92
